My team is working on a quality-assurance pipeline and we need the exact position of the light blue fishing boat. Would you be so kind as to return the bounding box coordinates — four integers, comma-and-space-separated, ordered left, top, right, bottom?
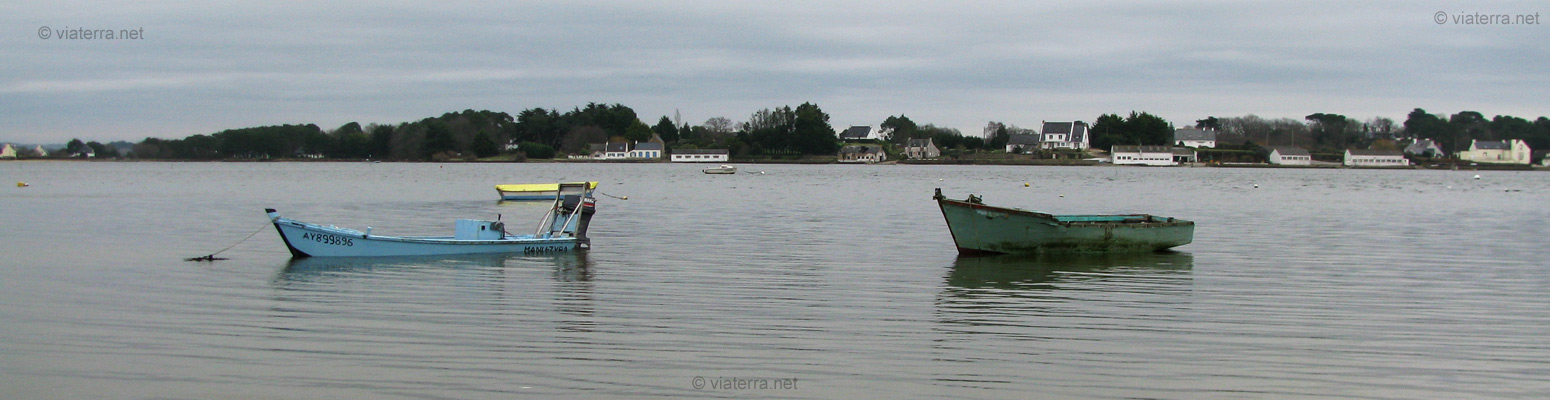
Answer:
268, 183, 598, 258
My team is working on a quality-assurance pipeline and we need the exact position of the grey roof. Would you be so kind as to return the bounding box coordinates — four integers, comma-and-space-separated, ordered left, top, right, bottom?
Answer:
1269, 146, 1309, 156
1473, 140, 1509, 150
1041, 121, 1088, 144
1111, 145, 1173, 153
906, 138, 935, 148
1347, 149, 1404, 156
840, 144, 883, 154
605, 142, 629, 152
674, 148, 727, 154
1172, 148, 1196, 156
1007, 133, 1040, 145
1404, 139, 1440, 154
1174, 128, 1217, 142
633, 142, 663, 151
588, 143, 605, 153
840, 126, 873, 140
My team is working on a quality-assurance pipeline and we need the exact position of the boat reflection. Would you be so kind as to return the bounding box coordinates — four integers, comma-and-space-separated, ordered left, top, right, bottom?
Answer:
944, 251, 1194, 293
269, 252, 599, 333
277, 252, 592, 282
930, 252, 1195, 388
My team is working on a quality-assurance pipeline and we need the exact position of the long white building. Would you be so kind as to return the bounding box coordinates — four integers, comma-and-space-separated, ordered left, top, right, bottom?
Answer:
1111, 145, 1176, 166
670, 149, 729, 162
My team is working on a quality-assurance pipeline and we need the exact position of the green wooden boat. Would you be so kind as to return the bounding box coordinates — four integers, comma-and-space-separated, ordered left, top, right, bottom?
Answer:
934, 188, 1193, 255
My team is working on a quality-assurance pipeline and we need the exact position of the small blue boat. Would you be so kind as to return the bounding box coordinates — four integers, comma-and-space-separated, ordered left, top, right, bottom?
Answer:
269, 183, 598, 258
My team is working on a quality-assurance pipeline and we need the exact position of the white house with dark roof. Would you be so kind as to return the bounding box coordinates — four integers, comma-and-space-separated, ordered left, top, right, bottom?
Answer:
1111, 145, 1176, 166
603, 142, 630, 159
1403, 139, 1444, 158
839, 126, 882, 141
1457, 139, 1531, 165
1267, 147, 1311, 165
628, 142, 663, 159
1345, 149, 1409, 167
838, 144, 886, 163
1005, 133, 1040, 153
1040, 121, 1089, 150
670, 148, 729, 162
904, 138, 940, 159
1173, 128, 1217, 148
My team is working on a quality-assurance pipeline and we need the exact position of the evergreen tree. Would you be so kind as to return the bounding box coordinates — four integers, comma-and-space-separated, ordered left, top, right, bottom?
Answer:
423, 121, 457, 159
653, 116, 679, 143
471, 130, 500, 157
624, 120, 653, 143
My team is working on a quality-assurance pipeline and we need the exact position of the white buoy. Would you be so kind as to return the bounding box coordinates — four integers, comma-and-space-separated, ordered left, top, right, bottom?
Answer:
1474, 174, 1481, 180
1253, 183, 1259, 188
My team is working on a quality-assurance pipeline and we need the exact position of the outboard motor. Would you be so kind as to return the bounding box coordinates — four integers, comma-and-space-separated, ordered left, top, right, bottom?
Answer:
563, 194, 597, 237
543, 182, 599, 247
550, 194, 597, 242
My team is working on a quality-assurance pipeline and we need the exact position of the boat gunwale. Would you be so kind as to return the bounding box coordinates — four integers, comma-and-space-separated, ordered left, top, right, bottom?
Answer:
936, 197, 1193, 227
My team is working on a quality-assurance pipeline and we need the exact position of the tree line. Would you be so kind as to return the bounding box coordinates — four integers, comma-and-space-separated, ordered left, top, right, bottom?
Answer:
35, 105, 1550, 161
1213, 109, 1550, 155
112, 103, 833, 161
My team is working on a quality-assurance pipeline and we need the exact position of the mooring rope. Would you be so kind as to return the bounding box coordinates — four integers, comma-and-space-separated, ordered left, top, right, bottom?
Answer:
186, 222, 270, 262
598, 191, 628, 200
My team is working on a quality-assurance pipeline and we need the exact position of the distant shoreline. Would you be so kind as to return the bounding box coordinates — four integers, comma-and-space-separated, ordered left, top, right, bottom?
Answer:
7, 158, 1542, 171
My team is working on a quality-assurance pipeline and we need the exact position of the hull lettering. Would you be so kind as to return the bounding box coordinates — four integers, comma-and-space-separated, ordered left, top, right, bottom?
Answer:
301, 232, 354, 247
523, 245, 570, 255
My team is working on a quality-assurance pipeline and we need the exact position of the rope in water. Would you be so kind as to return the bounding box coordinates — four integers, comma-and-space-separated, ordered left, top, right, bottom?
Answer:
598, 191, 628, 200
186, 222, 270, 261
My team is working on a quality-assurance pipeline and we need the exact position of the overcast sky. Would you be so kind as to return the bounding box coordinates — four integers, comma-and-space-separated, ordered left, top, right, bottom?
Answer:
3, 1, 1546, 144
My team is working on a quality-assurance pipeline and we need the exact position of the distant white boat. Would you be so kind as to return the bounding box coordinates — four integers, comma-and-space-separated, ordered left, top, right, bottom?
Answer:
267, 183, 598, 258
703, 165, 736, 174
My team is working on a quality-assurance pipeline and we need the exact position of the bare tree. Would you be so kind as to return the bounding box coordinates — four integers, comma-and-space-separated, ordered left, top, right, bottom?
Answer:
560, 126, 608, 154
1367, 116, 1396, 139
703, 117, 735, 135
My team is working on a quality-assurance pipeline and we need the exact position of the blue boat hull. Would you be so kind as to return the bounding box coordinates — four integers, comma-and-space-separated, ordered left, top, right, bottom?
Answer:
499, 193, 557, 201
268, 211, 583, 258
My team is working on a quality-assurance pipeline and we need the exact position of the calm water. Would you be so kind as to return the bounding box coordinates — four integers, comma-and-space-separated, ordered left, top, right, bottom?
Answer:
1, 161, 1547, 399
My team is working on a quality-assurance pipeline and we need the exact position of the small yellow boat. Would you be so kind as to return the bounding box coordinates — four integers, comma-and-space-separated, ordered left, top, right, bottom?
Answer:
495, 182, 596, 201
